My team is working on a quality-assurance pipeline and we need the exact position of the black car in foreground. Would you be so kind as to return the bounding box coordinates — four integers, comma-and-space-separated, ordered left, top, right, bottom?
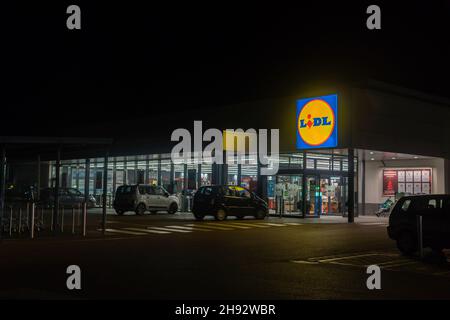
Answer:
192, 185, 268, 221
387, 194, 450, 255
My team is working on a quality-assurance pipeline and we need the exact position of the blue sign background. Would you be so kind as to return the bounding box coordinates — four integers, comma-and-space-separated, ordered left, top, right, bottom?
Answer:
296, 94, 338, 149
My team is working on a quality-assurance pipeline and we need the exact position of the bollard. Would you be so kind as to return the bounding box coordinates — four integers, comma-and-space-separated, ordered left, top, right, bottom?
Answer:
18, 207, 22, 234
71, 207, 75, 234
417, 214, 424, 259
50, 205, 54, 232
41, 207, 44, 227
77, 203, 81, 228
26, 203, 29, 231
82, 202, 87, 236
9, 206, 13, 236
30, 203, 35, 239
61, 206, 65, 232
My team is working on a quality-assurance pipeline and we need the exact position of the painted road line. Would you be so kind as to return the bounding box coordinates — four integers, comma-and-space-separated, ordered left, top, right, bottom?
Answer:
205, 222, 250, 229
185, 224, 234, 231
166, 225, 211, 232
283, 222, 303, 226
256, 223, 288, 227
148, 227, 192, 233
101, 228, 147, 235
123, 227, 170, 234
223, 222, 270, 228
359, 222, 388, 226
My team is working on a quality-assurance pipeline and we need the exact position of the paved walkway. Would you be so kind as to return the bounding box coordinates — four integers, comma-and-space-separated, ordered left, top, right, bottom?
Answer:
88, 208, 388, 224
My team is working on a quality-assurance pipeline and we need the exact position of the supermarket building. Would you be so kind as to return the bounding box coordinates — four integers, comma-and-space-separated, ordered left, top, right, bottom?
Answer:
4, 81, 450, 222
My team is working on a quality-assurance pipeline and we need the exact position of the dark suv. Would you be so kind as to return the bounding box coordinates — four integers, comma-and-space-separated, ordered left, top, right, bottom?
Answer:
387, 194, 450, 255
192, 185, 268, 221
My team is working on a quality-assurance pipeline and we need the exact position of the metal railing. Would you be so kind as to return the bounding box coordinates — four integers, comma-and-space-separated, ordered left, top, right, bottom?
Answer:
1, 201, 88, 239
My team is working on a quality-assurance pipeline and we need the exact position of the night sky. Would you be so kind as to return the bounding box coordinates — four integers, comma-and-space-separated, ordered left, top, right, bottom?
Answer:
3, 1, 450, 136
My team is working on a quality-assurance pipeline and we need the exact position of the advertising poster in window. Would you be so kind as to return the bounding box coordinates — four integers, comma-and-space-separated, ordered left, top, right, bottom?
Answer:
398, 183, 405, 193
413, 170, 422, 182
398, 170, 405, 182
413, 182, 422, 194
405, 183, 413, 194
383, 170, 398, 196
422, 170, 430, 182
422, 183, 430, 194
405, 171, 413, 182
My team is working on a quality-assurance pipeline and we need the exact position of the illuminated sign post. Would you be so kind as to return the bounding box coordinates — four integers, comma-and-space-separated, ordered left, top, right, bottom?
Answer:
296, 94, 338, 149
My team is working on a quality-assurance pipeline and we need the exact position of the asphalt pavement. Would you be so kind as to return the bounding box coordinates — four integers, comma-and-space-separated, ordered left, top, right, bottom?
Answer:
0, 211, 449, 299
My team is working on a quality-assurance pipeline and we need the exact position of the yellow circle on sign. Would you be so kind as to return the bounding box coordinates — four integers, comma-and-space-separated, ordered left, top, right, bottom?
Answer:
297, 99, 335, 146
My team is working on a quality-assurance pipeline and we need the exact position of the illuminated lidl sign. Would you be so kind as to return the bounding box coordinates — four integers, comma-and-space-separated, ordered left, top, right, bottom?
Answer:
296, 94, 338, 149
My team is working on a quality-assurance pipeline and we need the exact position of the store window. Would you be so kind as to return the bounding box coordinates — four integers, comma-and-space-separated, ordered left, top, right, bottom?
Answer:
173, 164, 184, 194
201, 163, 212, 186
160, 159, 172, 191
241, 163, 257, 192
187, 163, 198, 190
228, 164, 238, 186
148, 159, 158, 185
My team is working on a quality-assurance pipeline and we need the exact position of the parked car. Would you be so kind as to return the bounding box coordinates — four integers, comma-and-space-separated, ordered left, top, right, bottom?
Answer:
192, 185, 268, 221
113, 184, 179, 215
39, 187, 97, 208
5, 184, 36, 204
387, 194, 450, 255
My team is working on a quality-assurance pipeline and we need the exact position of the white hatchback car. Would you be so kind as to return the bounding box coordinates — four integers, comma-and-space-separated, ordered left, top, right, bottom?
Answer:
113, 184, 179, 215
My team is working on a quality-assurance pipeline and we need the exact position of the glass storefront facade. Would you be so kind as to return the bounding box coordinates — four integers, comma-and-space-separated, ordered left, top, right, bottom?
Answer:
268, 151, 358, 217
50, 149, 357, 216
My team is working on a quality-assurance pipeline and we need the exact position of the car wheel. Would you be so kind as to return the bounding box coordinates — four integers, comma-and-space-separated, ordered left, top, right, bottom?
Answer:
168, 203, 178, 214
215, 208, 227, 221
193, 213, 204, 220
115, 209, 124, 216
255, 208, 267, 220
135, 203, 146, 216
396, 231, 417, 255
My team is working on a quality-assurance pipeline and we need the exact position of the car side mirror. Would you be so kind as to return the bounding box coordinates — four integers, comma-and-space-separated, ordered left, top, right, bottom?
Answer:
165, 192, 170, 197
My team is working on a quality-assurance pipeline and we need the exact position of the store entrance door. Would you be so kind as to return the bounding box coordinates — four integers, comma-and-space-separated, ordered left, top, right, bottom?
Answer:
306, 175, 345, 217
275, 175, 303, 216
319, 176, 344, 215
306, 176, 320, 217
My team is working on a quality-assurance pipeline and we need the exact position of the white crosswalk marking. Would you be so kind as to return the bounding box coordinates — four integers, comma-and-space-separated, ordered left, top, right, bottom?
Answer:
123, 227, 170, 234
166, 225, 211, 232
223, 222, 270, 228
257, 223, 289, 227
186, 224, 233, 231
283, 222, 303, 226
101, 228, 147, 235
205, 222, 251, 229
100, 220, 304, 237
147, 227, 192, 233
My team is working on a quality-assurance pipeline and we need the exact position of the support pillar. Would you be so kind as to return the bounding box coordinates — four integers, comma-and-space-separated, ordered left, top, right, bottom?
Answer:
445, 158, 450, 194
0, 146, 6, 240
348, 148, 355, 223
53, 147, 61, 233
302, 151, 307, 218
361, 159, 366, 216
37, 155, 41, 202
102, 154, 108, 234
